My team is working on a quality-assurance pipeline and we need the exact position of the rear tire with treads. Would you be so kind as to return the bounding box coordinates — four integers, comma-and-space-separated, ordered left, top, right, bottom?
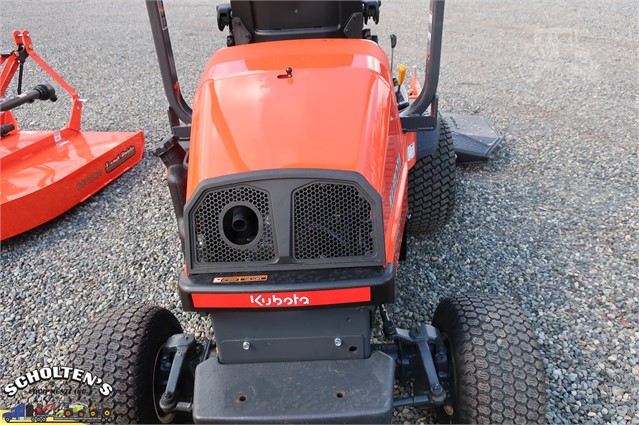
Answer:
406, 117, 456, 233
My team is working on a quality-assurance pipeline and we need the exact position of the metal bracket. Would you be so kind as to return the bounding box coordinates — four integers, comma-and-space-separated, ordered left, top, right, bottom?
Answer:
343, 13, 364, 39
158, 333, 196, 412
400, 114, 437, 133
379, 305, 449, 403
171, 124, 191, 142
414, 118, 441, 159
231, 17, 252, 45
1, 31, 83, 132
394, 326, 446, 400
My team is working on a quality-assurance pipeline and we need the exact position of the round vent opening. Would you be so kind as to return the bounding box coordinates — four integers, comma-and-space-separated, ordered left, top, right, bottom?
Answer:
222, 204, 260, 246
192, 186, 276, 264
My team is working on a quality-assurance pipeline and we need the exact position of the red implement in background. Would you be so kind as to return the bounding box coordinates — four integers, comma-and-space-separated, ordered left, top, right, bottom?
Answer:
0, 30, 144, 240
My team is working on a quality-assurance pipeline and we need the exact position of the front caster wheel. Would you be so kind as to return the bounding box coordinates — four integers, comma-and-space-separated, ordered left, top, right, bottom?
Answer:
68, 304, 182, 424
432, 294, 546, 423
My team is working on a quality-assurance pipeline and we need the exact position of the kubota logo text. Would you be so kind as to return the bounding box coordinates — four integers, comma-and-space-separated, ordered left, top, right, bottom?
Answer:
191, 287, 370, 309
250, 294, 310, 307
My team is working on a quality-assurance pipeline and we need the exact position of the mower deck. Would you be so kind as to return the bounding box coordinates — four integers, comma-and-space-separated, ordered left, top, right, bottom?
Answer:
442, 112, 504, 163
0, 128, 144, 239
0, 30, 145, 240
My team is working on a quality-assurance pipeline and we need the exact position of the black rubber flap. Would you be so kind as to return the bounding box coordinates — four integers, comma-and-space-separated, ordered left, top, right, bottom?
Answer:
442, 112, 504, 163
192, 351, 395, 424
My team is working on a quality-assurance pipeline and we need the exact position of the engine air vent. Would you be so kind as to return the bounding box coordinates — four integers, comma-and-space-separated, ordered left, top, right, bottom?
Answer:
293, 183, 375, 260
192, 186, 276, 264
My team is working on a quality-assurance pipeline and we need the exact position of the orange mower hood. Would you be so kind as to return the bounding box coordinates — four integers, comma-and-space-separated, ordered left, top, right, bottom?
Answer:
187, 39, 398, 199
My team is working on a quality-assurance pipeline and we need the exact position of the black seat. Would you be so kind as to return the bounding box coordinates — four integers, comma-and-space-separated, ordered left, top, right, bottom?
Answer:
223, 1, 371, 44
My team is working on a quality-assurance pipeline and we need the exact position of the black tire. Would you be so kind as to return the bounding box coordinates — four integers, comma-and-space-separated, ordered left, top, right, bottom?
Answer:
406, 117, 456, 233
432, 294, 546, 424
68, 304, 182, 424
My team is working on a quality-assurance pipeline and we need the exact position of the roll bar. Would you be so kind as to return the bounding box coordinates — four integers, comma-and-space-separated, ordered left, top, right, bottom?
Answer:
146, 0, 193, 125
401, 0, 444, 119
146, 0, 444, 132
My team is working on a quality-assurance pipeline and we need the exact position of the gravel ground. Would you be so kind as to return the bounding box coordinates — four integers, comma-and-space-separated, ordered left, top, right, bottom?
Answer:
1, 0, 638, 423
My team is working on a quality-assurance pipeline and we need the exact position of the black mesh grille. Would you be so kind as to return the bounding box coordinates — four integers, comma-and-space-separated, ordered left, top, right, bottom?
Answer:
192, 186, 276, 263
293, 183, 375, 260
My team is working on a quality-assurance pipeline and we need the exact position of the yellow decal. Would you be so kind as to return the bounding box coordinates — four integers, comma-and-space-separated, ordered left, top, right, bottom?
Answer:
213, 275, 268, 283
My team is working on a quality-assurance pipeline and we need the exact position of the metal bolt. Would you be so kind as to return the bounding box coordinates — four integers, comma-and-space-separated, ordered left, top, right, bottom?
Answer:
242, 341, 250, 350
334, 338, 342, 347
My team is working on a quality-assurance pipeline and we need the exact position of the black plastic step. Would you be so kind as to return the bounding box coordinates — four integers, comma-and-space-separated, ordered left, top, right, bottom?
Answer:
192, 351, 395, 423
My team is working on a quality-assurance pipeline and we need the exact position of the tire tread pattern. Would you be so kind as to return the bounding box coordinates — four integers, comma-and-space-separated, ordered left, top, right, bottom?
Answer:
67, 304, 181, 424
407, 117, 456, 234
433, 294, 546, 424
